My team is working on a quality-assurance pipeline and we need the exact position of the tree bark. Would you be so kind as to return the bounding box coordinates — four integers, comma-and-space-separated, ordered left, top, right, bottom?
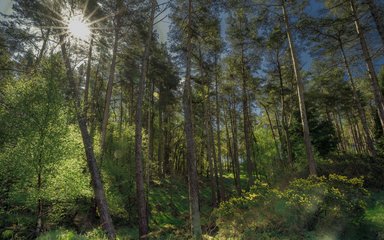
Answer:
350, 0, 384, 132
134, 0, 157, 238
183, 0, 202, 238
240, 43, 254, 187
100, 10, 121, 158
214, 60, 225, 201
228, 99, 241, 195
276, 53, 293, 165
199, 48, 217, 207
338, 37, 376, 156
365, 0, 384, 45
282, 0, 316, 176
262, 104, 282, 162
83, 37, 93, 119
60, 35, 116, 240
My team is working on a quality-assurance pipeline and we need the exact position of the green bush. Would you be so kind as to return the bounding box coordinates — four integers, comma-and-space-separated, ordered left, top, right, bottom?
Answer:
213, 174, 369, 239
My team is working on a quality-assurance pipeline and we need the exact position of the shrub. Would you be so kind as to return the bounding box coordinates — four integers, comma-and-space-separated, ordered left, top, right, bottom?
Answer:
213, 175, 368, 239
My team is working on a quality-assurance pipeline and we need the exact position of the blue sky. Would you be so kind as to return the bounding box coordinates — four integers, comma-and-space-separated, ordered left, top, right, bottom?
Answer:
0, 0, 13, 17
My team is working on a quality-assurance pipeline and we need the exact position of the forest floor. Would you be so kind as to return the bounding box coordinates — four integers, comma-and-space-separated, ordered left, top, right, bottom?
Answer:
36, 176, 384, 240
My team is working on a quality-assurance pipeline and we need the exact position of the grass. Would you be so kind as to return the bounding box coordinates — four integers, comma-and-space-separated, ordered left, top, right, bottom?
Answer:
364, 191, 384, 239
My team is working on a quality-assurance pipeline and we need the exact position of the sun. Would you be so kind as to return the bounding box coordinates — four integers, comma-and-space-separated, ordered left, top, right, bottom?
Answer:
68, 15, 91, 41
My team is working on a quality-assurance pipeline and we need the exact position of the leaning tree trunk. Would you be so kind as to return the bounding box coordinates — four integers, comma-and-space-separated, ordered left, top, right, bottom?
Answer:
282, 0, 316, 176
60, 35, 116, 240
134, 0, 157, 238
350, 0, 384, 133
338, 37, 376, 156
183, 0, 202, 238
365, 0, 384, 45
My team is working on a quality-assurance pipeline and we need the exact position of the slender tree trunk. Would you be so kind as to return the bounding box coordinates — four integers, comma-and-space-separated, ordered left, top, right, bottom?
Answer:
209, 120, 220, 202
263, 104, 282, 161
134, 1, 156, 238
364, 0, 384, 45
158, 108, 165, 175
350, 0, 384, 132
347, 113, 361, 154
36, 167, 42, 236
147, 78, 154, 184
84, 37, 93, 119
214, 61, 225, 201
229, 99, 241, 195
224, 112, 238, 193
60, 35, 116, 240
101, 14, 120, 158
282, 0, 316, 176
35, 28, 50, 68
339, 38, 376, 156
199, 48, 217, 207
239, 44, 254, 187
277, 54, 293, 165
183, 0, 202, 238
332, 111, 346, 152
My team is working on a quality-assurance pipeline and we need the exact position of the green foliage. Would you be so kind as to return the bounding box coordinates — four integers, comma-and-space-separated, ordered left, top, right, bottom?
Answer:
318, 154, 384, 189
0, 57, 91, 237
214, 175, 368, 239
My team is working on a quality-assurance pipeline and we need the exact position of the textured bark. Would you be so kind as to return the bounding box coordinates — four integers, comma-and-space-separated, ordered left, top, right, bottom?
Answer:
282, 0, 316, 176
350, 0, 384, 132
183, 1, 202, 238
365, 0, 384, 44
60, 35, 116, 240
134, 0, 157, 238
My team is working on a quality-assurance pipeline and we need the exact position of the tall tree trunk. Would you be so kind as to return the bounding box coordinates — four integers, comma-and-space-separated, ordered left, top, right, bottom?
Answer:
134, 1, 157, 238
224, 112, 236, 190
35, 28, 50, 68
101, 12, 121, 158
199, 48, 217, 207
147, 77, 154, 184
60, 35, 116, 240
183, 0, 202, 238
364, 0, 384, 45
262, 104, 282, 162
229, 99, 241, 195
84, 38, 93, 119
282, 0, 316, 176
214, 61, 225, 201
240, 44, 254, 187
350, 0, 384, 132
158, 108, 165, 175
276, 53, 293, 165
339, 37, 376, 156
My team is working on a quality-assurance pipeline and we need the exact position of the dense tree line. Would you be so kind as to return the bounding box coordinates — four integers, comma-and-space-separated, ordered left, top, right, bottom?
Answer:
0, 0, 383, 239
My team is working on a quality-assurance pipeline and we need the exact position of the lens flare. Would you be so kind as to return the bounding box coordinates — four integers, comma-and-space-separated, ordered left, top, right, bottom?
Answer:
68, 15, 90, 40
